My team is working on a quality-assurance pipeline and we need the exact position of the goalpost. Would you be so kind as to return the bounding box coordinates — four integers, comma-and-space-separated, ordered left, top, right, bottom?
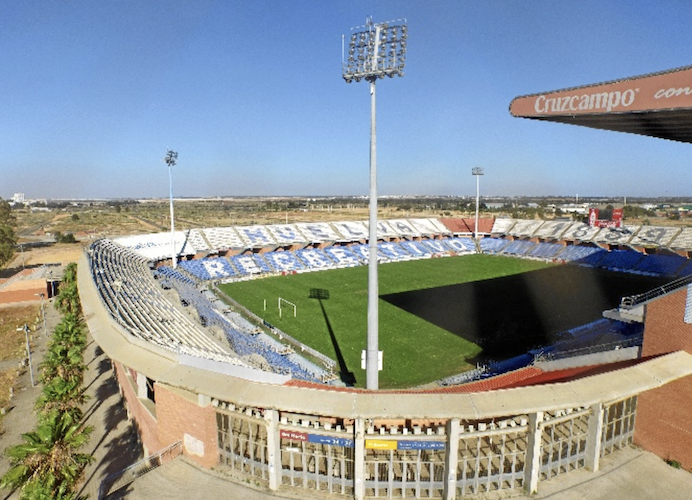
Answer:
278, 297, 297, 319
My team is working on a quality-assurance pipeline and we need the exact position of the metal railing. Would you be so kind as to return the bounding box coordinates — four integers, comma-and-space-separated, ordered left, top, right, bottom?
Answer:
98, 440, 182, 499
620, 273, 692, 308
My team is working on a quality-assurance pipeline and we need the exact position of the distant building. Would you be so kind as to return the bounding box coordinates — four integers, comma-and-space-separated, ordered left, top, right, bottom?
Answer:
11, 192, 25, 203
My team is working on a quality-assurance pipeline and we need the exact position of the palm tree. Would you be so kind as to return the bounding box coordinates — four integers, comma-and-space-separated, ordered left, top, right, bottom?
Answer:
1, 411, 93, 499
40, 344, 85, 385
37, 377, 88, 420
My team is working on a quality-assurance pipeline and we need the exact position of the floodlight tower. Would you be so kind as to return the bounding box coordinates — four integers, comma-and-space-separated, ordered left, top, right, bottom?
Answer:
164, 150, 178, 269
343, 17, 407, 390
472, 167, 484, 238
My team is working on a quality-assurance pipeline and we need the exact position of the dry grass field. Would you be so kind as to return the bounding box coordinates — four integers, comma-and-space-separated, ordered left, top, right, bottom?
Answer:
0, 305, 39, 434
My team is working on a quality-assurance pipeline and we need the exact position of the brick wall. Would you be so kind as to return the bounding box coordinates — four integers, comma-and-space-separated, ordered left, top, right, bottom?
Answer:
114, 362, 161, 454
634, 288, 692, 469
155, 384, 218, 468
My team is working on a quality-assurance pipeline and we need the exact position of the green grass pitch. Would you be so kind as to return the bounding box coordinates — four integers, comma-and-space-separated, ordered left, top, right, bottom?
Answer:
218, 254, 552, 389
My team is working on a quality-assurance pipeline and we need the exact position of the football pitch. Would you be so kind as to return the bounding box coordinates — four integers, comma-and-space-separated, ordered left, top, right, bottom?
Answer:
217, 254, 669, 389
218, 255, 550, 388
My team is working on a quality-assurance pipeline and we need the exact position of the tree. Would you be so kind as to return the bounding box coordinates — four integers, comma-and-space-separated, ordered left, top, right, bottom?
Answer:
0, 198, 16, 268
0, 411, 93, 499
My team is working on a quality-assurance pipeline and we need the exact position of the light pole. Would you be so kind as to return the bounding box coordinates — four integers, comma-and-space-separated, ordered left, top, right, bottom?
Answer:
343, 17, 407, 390
164, 150, 178, 269
472, 167, 484, 238
35, 293, 46, 336
17, 324, 35, 387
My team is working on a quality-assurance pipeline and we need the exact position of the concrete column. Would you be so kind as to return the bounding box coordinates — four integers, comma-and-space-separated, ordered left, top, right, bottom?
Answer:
266, 409, 282, 491
585, 402, 605, 472
443, 418, 460, 500
524, 411, 544, 495
354, 418, 366, 500
136, 371, 148, 399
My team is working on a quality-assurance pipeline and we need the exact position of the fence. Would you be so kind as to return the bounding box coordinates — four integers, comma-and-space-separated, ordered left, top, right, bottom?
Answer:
620, 273, 692, 308
97, 440, 182, 499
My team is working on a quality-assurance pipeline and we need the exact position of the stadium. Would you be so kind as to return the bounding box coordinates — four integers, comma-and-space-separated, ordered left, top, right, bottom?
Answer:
71, 61, 692, 499
78, 212, 692, 499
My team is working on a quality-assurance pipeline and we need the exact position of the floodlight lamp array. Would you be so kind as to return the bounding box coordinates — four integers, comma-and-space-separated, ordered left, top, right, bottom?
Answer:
164, 150, 178, 168
343, 19, 407, 83
472, 167, 484, 176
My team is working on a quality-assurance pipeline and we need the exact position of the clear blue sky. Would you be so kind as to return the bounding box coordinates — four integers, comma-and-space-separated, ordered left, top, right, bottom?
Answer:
2, 1, 692, 200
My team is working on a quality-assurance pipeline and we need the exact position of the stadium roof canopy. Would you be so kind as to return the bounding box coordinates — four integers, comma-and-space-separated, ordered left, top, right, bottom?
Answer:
510, 64, 692, 143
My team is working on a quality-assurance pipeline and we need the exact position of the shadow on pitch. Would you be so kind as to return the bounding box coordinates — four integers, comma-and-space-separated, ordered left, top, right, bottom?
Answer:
310, 288, 356, 386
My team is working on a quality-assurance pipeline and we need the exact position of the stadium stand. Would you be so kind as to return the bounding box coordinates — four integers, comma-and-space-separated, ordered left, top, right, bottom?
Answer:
265, 224, 308, 246
556, 245, 605, 265
479, 237, 510, 254
444, 237, 477, 254
236, 225, 278, 248
439, 218, 474, 235
678, 259, 692, 277
500, 239, 536, 257
399, 239, 433, 257
598, 249, 644, 272
294, 222, 340, 243
561, 222, 601, 242
230, 254, 265, 275
369, 220, 399, 239
628, 225, 681, 248
89, 239, 245, 364
115, 231, 188, 261
83, 220, 692, 500
490, 218, 516, 235
387, 219, 420, 238
408, 218, 449, 236
184, 228, 212, 254
202, 227, 244, 250
508, 220, 544, 238
263, 250, 306, 273
323, 245, 361, 267
634, 253, 687, 276
252, 253, 274, 273
179, 257, 239, 281
592, 225, 640, 246
295, 248, 337, 270
331, 221, 369, 241
527, 241, 564, 259
669, 227, 692, 251
158, 264, 334, 383
532, 220, 572, 240
377, 241, 410, 261
420, 239, 453, 254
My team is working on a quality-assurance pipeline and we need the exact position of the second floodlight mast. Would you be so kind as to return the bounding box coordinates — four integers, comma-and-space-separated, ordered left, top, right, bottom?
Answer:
472, 167, 484, 238
164, 150, 178, 269
343, 17, 407, 390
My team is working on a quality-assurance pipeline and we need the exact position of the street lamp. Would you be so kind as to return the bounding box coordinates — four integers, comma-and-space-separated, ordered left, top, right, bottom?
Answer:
472, 167, 484, 238
164, 150, 178, 269
343, 17, 407, 390
35, 293, 46, 336
17, 324, 35, 387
